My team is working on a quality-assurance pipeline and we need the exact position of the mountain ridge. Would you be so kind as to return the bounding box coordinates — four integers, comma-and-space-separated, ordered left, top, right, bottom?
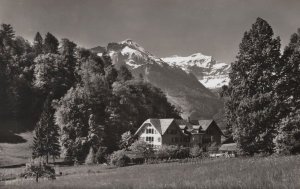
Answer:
94, 40, 224, 120
162, 53, 230, 89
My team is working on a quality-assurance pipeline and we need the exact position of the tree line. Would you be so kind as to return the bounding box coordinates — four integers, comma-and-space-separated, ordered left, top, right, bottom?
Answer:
223, 18, 300, 155
0, 24, 180, 163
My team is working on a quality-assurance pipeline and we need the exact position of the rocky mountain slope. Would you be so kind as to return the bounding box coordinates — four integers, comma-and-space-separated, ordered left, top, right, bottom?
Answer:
94, 39, 224, 120
162, 53, 230, 89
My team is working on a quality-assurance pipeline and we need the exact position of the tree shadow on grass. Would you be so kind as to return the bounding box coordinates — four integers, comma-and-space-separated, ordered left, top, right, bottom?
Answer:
0, 119, 34, 144
0, 130, 27, 143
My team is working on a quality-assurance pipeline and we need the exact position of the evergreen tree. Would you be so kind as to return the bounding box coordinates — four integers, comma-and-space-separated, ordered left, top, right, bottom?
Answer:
225, 18, 281, 154
33, 32, 43, 55
44, 32, 59, 54
0, 23, 15, 53
60, 38, 77, 87
32, 100, 60, 163
274, 29, 300, 154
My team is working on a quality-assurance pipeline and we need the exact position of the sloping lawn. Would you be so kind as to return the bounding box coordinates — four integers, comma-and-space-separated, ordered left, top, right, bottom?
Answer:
2, 155, 300, 189
0, 132, 33, 166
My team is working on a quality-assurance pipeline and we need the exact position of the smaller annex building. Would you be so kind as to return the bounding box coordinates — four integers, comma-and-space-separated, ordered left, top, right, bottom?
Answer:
134, 118, 223, 150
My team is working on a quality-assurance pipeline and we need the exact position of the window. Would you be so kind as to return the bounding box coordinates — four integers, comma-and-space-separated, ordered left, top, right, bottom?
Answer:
146, 128, 154, 134
146, 136, 154, 143
157, 137, 161, 142
175, 137, 178, 142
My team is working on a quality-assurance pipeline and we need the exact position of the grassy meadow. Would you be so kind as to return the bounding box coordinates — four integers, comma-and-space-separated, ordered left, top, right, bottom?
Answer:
0, 132, 33, 166
1, 155, 300, 189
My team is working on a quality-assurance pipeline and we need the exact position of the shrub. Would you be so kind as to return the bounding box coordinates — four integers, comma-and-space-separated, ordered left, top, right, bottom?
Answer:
166, 145, 179, 159
21, 159, 56, 181
155, 146, 170, 159
129, 140, 154, 159
109, 150, 130, 167
189, 145, 202, 158
177, 146, 190, 159
155, 145, 189, 159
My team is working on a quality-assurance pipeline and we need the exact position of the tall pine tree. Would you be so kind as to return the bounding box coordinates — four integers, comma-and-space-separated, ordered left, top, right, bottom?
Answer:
225, 18, 281, 154
0, 24, 15, 53
43, 32, 59, 54
274, 29, 300, 154
33, 32, 43, 55
32, 100, 60, 163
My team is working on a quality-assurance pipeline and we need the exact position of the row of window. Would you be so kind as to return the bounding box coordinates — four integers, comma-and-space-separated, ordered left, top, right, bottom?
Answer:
145, 126, 178, 135
144, 136, 161, 143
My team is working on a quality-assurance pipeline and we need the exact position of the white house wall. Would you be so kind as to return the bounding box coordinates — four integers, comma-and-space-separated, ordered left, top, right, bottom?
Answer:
139, 123, 162, 148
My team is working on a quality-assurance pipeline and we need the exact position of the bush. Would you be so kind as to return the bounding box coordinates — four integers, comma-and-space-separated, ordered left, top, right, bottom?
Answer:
21, 159, 56, 181
189, 146, 202, 158
109, 150, 130, 167
177, 146, 190, 159
155, 145, 189, 159
129, 140, 154, 159
166, 145, 179, 159
155, 146, 170, 159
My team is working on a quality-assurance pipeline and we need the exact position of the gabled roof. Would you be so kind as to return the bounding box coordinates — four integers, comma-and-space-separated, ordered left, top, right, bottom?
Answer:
134, 118, 174, 136
134, 118, 191, 136
187, 119, 223, 135
154, 119, 174, 135
195, 120, 214, 131
174, 119, 192, 130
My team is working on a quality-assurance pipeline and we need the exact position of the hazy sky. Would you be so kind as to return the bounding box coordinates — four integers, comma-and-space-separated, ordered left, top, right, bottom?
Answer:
0, 0, 299, 63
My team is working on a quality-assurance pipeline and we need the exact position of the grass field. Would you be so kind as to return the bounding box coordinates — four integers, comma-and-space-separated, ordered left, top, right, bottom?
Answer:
0, 132, 33, 166
1, 155, 300, 189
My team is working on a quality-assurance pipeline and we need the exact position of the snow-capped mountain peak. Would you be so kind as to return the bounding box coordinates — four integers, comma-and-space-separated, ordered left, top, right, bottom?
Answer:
120, 39, 146, 53
162, 53, 214, 69
92, 39, 225, 119
162, 53, 230, 89
108, 39, 164, 69
95, 40, 230, 89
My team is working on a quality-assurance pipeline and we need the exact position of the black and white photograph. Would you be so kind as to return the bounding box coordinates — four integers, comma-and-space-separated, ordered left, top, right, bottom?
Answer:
0, 0, 300, 188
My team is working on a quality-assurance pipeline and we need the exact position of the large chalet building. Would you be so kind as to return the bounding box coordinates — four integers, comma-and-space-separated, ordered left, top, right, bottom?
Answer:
134, 118, 223, 150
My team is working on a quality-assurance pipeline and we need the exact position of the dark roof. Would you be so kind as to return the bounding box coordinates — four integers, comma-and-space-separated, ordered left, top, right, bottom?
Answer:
190, 120, 214, 131
219, 143, 237, 151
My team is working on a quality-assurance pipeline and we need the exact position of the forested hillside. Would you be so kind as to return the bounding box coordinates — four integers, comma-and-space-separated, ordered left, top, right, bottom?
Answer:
0, 24, 180, 161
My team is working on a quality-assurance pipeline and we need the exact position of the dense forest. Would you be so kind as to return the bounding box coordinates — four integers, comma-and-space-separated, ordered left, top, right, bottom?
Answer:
0, 24, 180, 162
